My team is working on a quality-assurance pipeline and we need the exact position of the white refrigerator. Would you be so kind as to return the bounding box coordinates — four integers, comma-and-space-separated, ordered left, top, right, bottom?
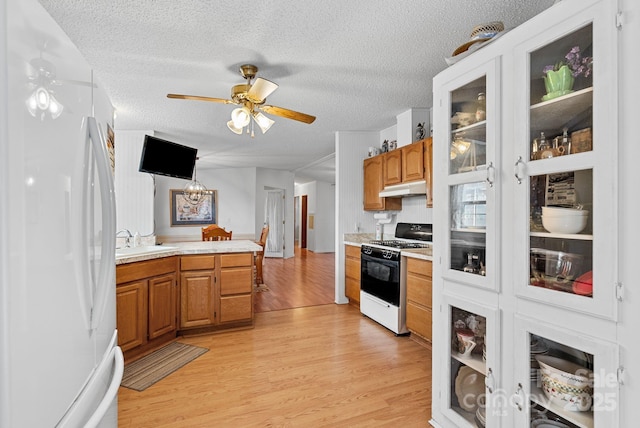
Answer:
0, 0, 123, 427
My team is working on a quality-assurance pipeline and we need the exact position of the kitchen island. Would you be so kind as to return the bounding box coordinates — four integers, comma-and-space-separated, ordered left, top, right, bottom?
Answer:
115, 240, 262, 362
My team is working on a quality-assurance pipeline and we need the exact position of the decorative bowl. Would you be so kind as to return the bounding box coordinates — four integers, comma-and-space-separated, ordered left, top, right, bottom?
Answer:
535, 355, 593, 412
541, 206, 587, 216
541, 214, 588, 234
530, 248, 584, 291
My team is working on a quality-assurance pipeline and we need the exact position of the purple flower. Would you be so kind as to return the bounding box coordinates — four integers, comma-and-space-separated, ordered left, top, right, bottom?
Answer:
543, 45, 593, 78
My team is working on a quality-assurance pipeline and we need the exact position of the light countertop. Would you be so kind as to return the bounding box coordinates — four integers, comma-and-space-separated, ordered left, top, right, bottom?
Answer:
115, 240, 262, 265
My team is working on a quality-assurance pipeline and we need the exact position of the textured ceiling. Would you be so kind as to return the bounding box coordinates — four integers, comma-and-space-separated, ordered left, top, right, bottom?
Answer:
38, 0, 554, 184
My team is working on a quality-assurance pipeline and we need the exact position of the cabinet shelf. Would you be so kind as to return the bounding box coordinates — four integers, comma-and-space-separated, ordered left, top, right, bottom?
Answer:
530, 381, 593, 428
452, 227, 486, 234
530, 231, 594, 241
530, 87, 593, 137
452, 350, 486, 374
452, 120, 487, 142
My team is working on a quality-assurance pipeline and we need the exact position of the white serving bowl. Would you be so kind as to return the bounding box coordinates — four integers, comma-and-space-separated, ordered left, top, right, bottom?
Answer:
535, 355, 593, 412
541, 206, 588, 217
541, 214, 588, 234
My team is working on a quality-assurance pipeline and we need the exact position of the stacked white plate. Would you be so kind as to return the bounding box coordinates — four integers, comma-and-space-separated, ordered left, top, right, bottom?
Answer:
530, 338, 549, 382
475, 405, 486, 427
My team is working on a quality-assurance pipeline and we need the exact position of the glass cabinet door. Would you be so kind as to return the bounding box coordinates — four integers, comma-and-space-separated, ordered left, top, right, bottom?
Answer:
513, 316, 619, 427
436, 58, 500, 292
512, 1, 618, 320
441, 292, 500, 428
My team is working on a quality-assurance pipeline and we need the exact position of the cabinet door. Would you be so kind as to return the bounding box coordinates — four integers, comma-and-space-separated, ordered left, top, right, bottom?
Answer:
424, 137, 434, 207
116, 280, 147, 352
434, 57, 501, 292
344, 245, 361, 304
512, 0, 618, 320
180, 270, 215, 328
439, 292, 500, 428
363, 156, 401, 211
402, 140, 425, 182
383, 150, 402, 186
512, 315, 619, 427
405, 258, 432, 341
148, 273, 177, 340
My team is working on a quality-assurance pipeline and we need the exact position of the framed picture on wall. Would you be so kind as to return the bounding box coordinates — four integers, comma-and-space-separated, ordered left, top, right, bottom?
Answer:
170, 189, 217, 226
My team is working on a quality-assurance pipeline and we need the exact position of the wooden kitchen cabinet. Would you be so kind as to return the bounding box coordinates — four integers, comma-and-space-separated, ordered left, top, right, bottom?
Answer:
219, 253, 253, 324
401, 140, 425, 183
423, 137, 433, 207
344, 244, 361, 306
405, 257, 432, 342
179, 253, 254, 332
363, 155, 401, 211
383, 149, 402, 186
116, 256, 178, 360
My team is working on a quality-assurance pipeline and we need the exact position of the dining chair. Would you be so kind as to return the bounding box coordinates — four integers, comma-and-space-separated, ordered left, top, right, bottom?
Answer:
201, 224, 232, 241
254, 225, 269, 285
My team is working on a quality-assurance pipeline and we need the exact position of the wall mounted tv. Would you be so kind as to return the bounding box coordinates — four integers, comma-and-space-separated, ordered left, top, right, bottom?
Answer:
138, 135, 197, 180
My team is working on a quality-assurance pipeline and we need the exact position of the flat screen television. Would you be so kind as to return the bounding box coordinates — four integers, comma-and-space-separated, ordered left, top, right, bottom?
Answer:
138, 135, 197, 180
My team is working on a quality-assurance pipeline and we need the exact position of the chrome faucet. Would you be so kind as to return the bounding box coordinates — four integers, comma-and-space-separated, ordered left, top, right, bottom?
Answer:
116, 229, 133, 248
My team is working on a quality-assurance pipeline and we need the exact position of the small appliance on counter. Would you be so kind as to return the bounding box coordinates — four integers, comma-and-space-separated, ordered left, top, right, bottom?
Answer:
360, 223, 432, 334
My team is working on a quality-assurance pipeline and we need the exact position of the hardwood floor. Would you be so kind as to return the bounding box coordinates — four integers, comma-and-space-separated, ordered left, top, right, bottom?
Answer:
118, 246, 433, 426
118, 304, 432, 427
254, 246, 335, 313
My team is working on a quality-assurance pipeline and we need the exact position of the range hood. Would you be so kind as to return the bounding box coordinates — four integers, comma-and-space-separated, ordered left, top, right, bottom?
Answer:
379, 180, 427, 198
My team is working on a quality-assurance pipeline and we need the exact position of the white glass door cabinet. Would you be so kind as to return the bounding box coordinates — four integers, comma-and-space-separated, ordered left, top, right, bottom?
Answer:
440, 292, 500, 428
434, 58, 501, 292
511, 0, 618, 320
512, 315, 619, 427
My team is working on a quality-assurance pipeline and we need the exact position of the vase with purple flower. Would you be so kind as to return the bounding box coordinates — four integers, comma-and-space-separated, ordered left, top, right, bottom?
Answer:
542, 45, 593, 101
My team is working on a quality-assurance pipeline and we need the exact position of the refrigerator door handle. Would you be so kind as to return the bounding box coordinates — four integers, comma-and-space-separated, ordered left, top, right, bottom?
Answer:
86, 117, 116, 332
84, 345, 124, 428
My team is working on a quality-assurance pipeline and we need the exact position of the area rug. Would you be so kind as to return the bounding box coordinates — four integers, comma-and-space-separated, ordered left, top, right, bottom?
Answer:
255, 284, 270, 292
121, 342, 208, 391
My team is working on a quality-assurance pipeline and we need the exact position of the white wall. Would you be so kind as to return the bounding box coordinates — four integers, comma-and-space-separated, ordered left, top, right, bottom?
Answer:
255, 168, 295, 258
154, 167, 256, 242
114, 130, 155, 236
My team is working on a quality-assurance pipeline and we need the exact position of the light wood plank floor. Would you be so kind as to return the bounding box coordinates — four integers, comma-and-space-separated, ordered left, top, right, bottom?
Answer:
254, 246, 336, 313
118, 246, 433, 426
118, 304, 432, 427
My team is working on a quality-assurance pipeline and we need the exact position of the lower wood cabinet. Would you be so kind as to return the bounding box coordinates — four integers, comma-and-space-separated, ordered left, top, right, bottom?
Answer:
179, 253, 254, 333
405, 257, 433, 342
116, 257, 178, 360
344, 244, 361, 306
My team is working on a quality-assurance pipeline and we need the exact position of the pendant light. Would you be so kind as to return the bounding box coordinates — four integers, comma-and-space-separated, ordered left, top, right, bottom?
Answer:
182, 159, 211, 205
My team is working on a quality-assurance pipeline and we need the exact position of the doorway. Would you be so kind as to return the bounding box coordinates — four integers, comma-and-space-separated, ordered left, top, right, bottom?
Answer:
264, 189, 285, 258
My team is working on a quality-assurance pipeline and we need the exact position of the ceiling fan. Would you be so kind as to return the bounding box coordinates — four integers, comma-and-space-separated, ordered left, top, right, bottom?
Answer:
167, 64, 316, 137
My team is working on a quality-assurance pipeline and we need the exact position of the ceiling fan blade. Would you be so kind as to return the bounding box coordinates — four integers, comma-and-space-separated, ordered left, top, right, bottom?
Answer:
261, 105, 316, 124
167, 93, 232, 104
247, 78, 279, 103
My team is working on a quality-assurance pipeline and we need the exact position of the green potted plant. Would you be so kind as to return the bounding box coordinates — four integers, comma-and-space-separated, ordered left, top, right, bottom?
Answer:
542, 46, 593, 101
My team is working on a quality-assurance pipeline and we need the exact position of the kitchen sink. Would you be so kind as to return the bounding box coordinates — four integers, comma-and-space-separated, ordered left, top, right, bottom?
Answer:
115, 245, 177, 259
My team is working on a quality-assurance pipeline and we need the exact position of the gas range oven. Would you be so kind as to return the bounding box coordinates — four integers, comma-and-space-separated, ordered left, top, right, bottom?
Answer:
360, 223, 432, 335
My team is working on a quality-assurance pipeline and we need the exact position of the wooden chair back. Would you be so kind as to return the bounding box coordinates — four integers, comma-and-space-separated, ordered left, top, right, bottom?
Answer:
201, 224, 232, 241
254, 225, 269, 285
257, 225, 269, 250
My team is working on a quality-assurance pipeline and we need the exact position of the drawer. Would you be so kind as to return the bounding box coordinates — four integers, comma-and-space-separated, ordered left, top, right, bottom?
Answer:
117, 256, 177, 284
220, 294, 253, 323
406, 302, 432, 342
407, 274, 432, 308
345, 244, 361, 259
345, 257, 361, 280
406, 257, 432, 277
220, 266, 252, 295
220, 253, 253, 268
180, 255, 215, 271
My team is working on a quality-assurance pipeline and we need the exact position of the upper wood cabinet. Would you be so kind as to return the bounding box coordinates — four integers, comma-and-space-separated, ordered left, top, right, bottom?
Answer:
363, 156, 402, 211
401, 140, 425, 183
383, 150, 402, 186
424, 137, 433, 207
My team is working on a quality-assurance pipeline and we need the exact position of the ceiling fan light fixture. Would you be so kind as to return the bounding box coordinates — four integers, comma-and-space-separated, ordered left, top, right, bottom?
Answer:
231, 106, 251, 128
253, 112, 274, 133
227, 120, 243, 134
